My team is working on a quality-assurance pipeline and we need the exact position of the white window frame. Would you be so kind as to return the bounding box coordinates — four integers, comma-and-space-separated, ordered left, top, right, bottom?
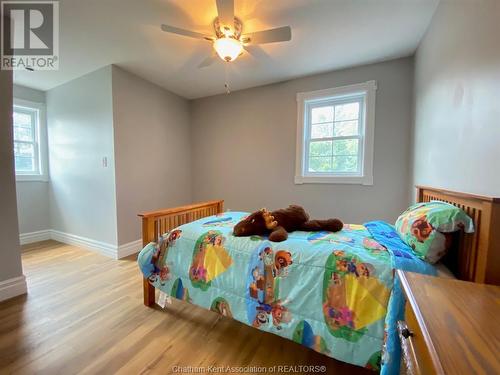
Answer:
13, 98, 48, 182
295, 80, 377, 185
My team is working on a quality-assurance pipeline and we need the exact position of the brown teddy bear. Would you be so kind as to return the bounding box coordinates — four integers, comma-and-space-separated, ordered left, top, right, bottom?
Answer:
233, 205, 343, 242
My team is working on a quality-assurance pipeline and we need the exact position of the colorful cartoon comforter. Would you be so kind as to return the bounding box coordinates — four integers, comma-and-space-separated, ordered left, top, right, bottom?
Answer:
137, 212, 436, 374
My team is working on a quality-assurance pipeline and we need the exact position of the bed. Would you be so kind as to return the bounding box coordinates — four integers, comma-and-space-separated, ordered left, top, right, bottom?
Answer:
137, 186, 500, 373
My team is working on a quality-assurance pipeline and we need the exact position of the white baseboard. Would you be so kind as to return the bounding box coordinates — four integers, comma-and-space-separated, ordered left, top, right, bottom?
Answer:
117, 239, 143, 259
20, 230, 51, 245
51, 230, 118, 259
19, 230, 142, 260
0, 275, 27, 302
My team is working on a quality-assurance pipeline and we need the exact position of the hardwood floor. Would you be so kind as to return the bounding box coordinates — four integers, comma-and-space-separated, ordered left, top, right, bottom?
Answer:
0, 241, 370, 375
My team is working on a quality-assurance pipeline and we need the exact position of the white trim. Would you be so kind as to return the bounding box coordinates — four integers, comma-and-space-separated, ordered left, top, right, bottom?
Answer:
13, 98, 49, 182
294, 175, 373, 185
295, 80, 377, 185
117, 239, 143, 259
20, 230, 51, 245
15, 175, 49, 182
0, 275, 27, 302
19, 230, 142, 259
296, 81, 377, 102
51, 230, 118, 259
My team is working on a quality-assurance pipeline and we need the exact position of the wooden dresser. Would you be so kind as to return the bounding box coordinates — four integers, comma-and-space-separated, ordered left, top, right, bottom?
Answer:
397, 270, 500, 375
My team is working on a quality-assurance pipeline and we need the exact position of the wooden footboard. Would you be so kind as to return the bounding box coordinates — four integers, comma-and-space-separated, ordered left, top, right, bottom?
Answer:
138, 200, 224, 306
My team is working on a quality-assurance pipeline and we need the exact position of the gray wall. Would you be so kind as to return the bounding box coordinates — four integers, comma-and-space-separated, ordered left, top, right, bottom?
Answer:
112, 66, 192, 245
13, 85, 50, 234
412, 0, 500, 197
0, 69, 24, 281
16, 182, 50, 234
47, 66, 118, 245
13, 84, 46, 103
191, 57, 414, 224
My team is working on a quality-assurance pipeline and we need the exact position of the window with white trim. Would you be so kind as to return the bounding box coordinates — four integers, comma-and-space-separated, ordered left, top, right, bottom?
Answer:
13, 99, 48, 181
295, 81, 376, 185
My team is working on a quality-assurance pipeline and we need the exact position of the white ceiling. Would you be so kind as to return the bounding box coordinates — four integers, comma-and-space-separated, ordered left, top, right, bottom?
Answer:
14, 0, 439, 99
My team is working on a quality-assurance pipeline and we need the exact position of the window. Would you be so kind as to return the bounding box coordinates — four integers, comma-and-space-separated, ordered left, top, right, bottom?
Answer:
295, 81, 376, 185
13, 99, 48, 181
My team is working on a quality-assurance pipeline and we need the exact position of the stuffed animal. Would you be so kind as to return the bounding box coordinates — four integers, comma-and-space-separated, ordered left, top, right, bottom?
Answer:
233, 205, 343, 242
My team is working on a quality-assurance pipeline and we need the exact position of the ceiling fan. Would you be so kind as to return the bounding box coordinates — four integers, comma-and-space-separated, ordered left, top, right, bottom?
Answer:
160, 0, 292, 68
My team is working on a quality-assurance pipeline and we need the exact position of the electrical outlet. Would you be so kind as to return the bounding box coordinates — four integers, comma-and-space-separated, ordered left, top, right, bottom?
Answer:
102, 157, 108, 167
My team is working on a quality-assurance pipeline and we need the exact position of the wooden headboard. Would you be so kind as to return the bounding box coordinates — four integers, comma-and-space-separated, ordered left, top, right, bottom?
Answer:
416, 186, 500, 285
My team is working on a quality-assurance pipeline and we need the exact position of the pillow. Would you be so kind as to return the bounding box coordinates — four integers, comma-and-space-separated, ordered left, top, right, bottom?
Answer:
395, 201, 474, 263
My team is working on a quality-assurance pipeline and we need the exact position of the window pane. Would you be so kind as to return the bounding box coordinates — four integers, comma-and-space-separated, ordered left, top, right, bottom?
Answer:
309, 140, 332, 156
15, 156, 34, 172
311, 106, 333, 124
13, 142, 36, 174
13, 111, 32, 127
332, 139, 359, 156
308, 157, 332, 172
12, 107, 40, 175
14, 125, 33, 141
14, 142, 36, 172
311, 123, 333, 139
335, 102, 359, 121
333, 120, 358, 136
332, 156, 358, 172
14, 142, 34, 157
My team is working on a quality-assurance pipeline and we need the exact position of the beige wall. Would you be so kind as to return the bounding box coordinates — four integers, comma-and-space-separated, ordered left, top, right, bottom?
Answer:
191, 57, 414, 224
412, 0, 500, 197
0, 69, 25, 288
112, 66, 192, 245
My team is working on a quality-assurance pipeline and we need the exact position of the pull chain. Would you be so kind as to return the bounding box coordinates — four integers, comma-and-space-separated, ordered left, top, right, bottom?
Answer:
224, 62, 231, 94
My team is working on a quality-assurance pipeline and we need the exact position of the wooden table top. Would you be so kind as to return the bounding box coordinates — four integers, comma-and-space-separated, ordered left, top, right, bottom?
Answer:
398, 271, 500, 375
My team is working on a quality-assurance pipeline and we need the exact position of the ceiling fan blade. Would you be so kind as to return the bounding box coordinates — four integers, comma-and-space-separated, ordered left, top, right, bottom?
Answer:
198, 53, 218, 68
242, 26, 292, 44
216, 0, 234, 27
161, 24, 213, 41
244, 45, 271, 61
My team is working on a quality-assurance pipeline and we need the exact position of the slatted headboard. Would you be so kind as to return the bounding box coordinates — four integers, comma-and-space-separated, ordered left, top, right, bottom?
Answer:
416, 186, 500, 285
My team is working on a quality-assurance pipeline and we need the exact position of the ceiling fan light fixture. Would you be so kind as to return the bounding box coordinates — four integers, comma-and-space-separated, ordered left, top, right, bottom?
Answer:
214, 37, 243, 62
160, 0, 292, 70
